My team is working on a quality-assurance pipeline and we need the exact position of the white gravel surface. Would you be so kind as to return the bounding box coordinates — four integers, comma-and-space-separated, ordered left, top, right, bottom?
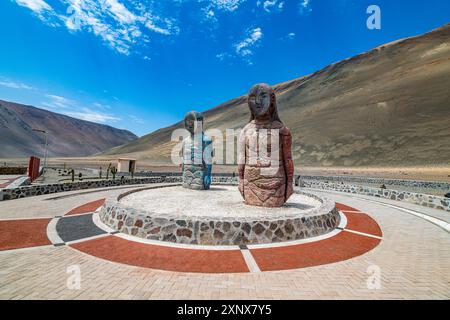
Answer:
119, 185, 323, 218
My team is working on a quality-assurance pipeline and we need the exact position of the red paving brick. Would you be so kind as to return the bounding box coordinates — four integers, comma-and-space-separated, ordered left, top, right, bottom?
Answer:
0, 219, 52, 251
343, 211, 383, 237
336, 202, 359, 212
71, 236, 250, 273
251, 231, 381, 272
65, 199, 105, 216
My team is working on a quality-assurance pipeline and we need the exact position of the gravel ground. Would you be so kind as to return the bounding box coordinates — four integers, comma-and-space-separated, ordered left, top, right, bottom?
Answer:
119, 185, 323, 218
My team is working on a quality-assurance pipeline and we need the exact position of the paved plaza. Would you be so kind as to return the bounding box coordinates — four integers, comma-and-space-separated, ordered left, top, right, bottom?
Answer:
0, 184, 449, 300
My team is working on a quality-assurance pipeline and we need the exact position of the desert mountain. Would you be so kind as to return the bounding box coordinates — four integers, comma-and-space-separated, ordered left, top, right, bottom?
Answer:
107, 24, 449, 166
0, 101, 137, 158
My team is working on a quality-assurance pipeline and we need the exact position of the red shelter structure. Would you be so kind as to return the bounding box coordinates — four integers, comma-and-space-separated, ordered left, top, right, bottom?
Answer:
28, 156, 41, 183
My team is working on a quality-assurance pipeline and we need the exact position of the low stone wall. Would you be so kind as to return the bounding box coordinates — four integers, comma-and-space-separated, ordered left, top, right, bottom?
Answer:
213, 176, 238, 184
0, 175, 237, 201
296, 175, 450, 192
121, 171, 238, 178
1, 170, 448, 214
99, 190, 340, 246
0, 167, 27, 175
299, 180, 450, 212
0, 176, 179, 201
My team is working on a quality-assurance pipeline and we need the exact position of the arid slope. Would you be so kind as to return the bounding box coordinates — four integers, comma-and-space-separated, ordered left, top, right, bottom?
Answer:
0, 101, 137, 158
106, 24, 450, 166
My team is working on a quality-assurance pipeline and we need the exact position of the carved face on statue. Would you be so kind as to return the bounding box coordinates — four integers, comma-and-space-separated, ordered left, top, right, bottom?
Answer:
248, 83, 278, 121
184, 111, 204, 135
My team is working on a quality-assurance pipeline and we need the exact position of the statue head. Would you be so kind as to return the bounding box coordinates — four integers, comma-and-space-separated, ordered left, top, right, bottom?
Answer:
247, 83, 281, 123
184, 111, 204, 135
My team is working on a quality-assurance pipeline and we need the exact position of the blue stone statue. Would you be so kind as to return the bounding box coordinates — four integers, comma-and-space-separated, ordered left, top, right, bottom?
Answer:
181, 111, 213, 190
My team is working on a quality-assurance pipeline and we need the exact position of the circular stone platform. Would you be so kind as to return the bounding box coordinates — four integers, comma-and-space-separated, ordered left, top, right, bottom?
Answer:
99, 185, 340, 246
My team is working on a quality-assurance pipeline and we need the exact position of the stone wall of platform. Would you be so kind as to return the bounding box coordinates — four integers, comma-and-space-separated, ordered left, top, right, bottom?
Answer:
99, 191, 340, 246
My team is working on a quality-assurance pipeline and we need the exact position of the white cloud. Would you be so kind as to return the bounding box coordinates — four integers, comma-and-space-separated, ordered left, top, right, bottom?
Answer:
216, 27, 264, 64
300, 0, 310, 8
42, 94, 76, 109
12, 0, 179, 56
13, 0, 60, 26
199, 0, 246, 26
64, 108, 121, 123
299, 0, 312, 15
257, 0, 284, 13
0, 77, 34, 90
145, 20, 171, 35
205, 9, 215, 18
199, 0, 247, 24
215, 27, 263, 65
40, 94, 120, 124
103, 0, 137, 24
61, 0, 144, 55
12, 0, 277, 62
93, 102, 111, 110
283, 32, 296, 40
14, 0, 51, 12
216, 52, 230, 61
235, 27, 263, 57
129, 115, 145, 124
209, 0, 247, 12
0, 78, 120, 124
201, 6, 217, 24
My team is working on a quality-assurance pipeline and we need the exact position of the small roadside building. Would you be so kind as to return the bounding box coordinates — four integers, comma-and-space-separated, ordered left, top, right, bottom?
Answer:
117, 158, 137, 173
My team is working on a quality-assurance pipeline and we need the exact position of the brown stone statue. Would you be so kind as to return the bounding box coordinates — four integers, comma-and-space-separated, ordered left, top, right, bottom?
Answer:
238, 83, 294, 207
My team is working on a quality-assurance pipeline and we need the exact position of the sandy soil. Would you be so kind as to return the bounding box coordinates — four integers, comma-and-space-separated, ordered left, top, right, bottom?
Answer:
1, 157, 449, 182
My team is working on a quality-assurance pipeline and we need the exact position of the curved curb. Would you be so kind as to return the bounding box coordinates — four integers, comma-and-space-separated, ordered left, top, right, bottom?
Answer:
46, 217, 64, 245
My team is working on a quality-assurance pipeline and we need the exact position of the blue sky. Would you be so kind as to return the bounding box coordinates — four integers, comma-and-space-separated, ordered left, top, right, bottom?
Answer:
1, 0, 449, 136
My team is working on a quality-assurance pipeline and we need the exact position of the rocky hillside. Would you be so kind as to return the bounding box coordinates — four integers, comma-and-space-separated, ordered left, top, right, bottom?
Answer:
105, 24, 450, 167
0, 101, 137, 158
